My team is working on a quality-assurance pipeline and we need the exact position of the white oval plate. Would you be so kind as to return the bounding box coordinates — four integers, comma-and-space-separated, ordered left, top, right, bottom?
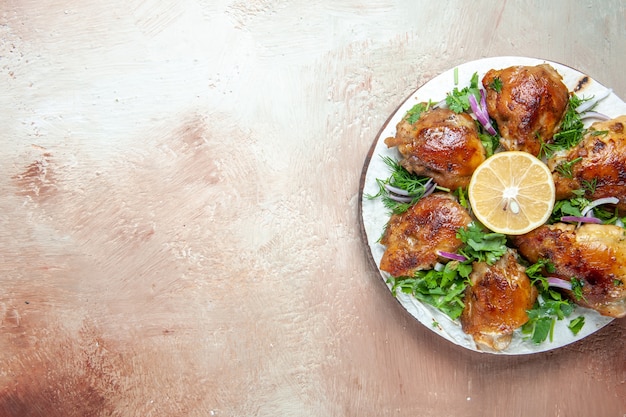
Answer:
359, 56, 626, 354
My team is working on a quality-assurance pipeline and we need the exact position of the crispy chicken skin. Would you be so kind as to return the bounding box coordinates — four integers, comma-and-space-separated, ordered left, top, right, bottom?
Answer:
460, 249, 537, 351
549, 115, 626, 213
511, 223, 626, 318
384, 107, 486, 190
482, 64, 569, 156
380, 193, 472, 277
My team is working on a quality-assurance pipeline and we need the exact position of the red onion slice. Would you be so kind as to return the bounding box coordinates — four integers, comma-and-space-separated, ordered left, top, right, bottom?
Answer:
387, 194, 413, 203
575, 88, 612, 113
384, 183, 411, 196
580, 111, 611, 121
437, 251, 467, 262
581, 197, 620, 216
469, 90, 497, 135
561, 215, 602, 224
547, 277, 572, 291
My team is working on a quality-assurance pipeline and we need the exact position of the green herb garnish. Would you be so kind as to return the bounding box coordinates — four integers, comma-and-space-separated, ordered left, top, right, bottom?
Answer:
543, 94, 589, 158
404, 101, 431, 124
568, 316, 585, 335
522, 259, 582, 344
457, 222, 508, 265
570, 277, 585, 301
488, 77, 503, 92
582, 178, 597, 194
386, 222, 509, 321
550, 194, 590, 223
590, 129, 609, 137
366, 156, 436, 214
525, 258, 556, 291
554, 157, 582, 179
454, 187, 469, 210
523, 290, 576, 344
445, 72, 480, 113
387, 261, 468, 320
479, 132, 500, 158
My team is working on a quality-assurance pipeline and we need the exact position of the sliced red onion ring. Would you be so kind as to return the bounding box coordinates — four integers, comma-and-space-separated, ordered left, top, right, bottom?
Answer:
469, 90, 497, 135
433, 98, 447, 109
468, 94, 486, 124
561, 215, 602, 224
385, 179, 437, 203
479, 89, 497, 135
468, 92, 480, 112
481, 119, 497, 136
580, 111, 611, 121
575, 88, 612, 113
437, 251, 468, 262
387, 194, 414, 203
422, 179, 436, 199
384, 183, 411, 196
581, 196, 620, 216
547, 277, 572, 291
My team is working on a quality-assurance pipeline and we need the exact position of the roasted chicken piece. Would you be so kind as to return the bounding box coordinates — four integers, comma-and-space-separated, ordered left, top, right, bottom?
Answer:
460, 249, 538, 351
384, 107, 486, 190
550, 115, 626, 213
482, 64, 570, 156
379, 192, 472, 277
511, 223, 626, 318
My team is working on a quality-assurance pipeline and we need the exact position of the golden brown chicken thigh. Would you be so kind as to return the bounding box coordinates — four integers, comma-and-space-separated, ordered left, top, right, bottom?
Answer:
460, 249, 537, 351
511, 223, 626, 318
379, 193, 472, 277
384, 107, 486, 190
550, 115, 626, 213
482, 64, 570, 156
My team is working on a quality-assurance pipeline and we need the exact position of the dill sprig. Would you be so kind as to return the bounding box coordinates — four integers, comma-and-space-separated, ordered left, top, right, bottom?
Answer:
542, 94, 590, 158
366, 156, 437, 214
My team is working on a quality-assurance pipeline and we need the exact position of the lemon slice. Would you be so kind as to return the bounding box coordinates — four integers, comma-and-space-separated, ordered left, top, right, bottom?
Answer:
468, 151, 555, 235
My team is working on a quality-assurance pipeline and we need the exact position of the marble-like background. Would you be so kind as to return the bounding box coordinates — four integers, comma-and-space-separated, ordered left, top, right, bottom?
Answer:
1, 1, 624, 416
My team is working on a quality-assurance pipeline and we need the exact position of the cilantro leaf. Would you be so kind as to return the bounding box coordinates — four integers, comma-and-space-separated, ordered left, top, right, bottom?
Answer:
568, 316, 585, 335
550, 194, 590, 223
525, 258, 555, 291
457, 222, 508, 265
570, 277, 585, 301
404, 101, 435, 124
445, 72, 480, 113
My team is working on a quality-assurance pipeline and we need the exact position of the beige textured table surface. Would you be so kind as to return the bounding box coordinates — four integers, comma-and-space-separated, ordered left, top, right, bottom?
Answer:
1, 1, 625, 416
